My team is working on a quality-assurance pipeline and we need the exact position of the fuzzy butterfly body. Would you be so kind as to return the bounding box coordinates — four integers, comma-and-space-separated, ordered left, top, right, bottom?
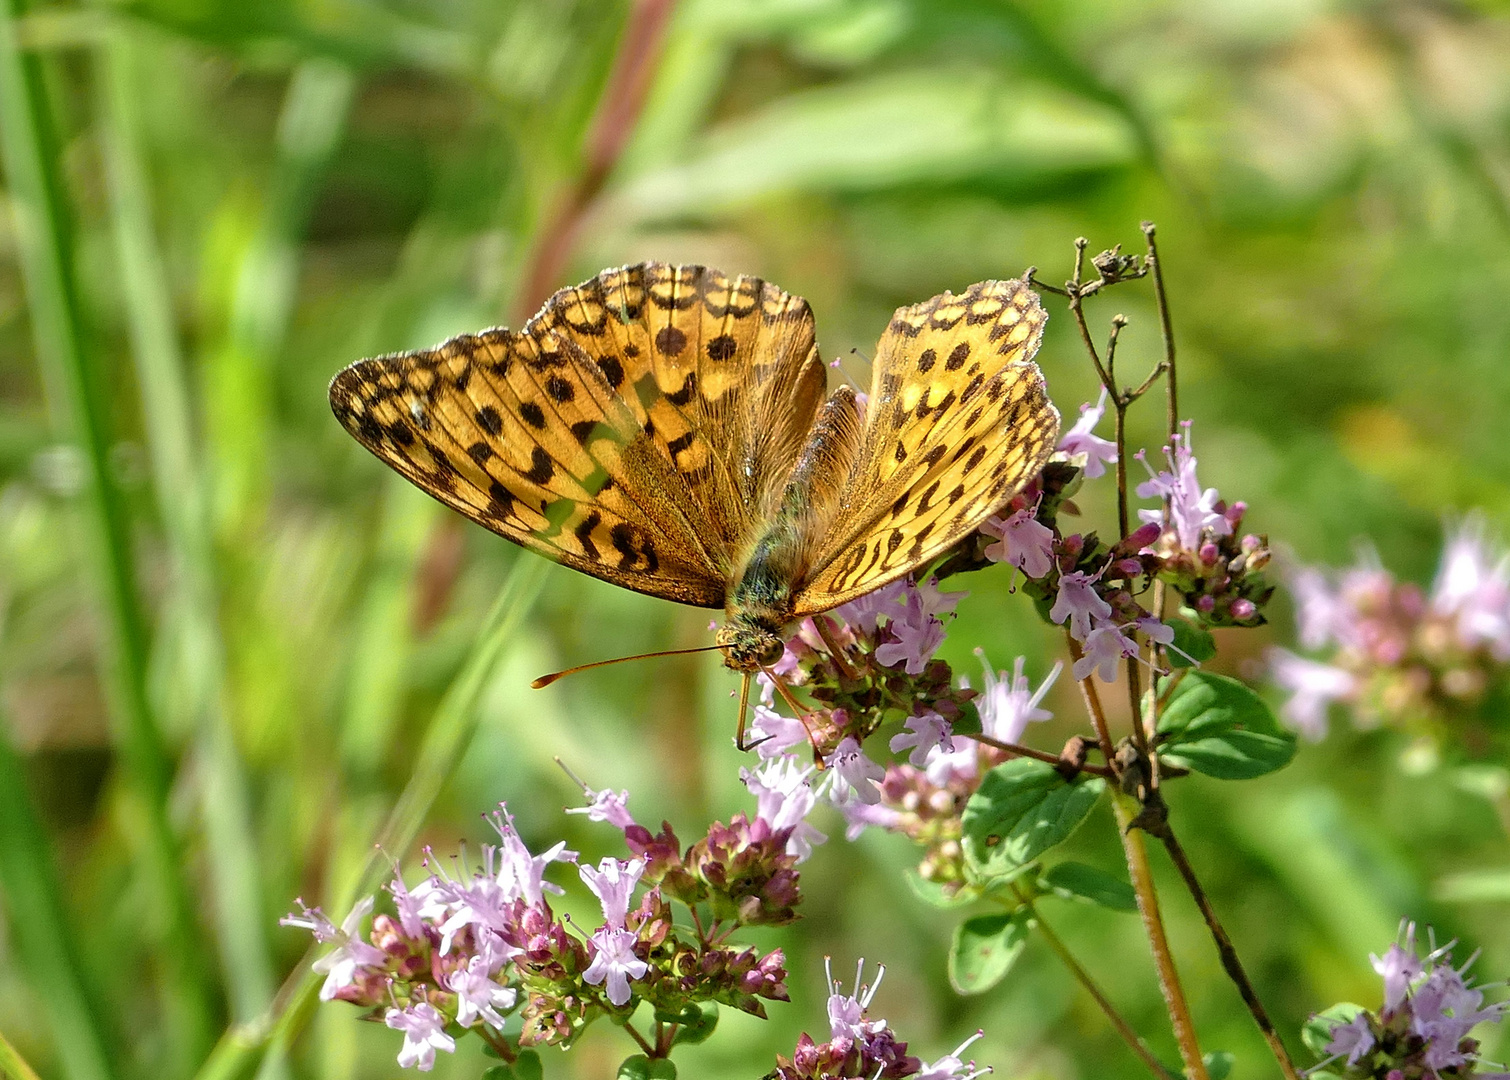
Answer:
330, 263, 1059, 687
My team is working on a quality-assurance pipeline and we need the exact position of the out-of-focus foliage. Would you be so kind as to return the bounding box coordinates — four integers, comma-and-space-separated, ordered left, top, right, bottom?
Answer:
2, 0, 1510, 1077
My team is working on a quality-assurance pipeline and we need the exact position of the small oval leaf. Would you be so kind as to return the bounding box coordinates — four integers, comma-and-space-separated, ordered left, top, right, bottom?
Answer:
948, 909, 1033, 995
1157, 671, 1297, 779
961, 759, 1105, 881
1041, 861, 1137, 911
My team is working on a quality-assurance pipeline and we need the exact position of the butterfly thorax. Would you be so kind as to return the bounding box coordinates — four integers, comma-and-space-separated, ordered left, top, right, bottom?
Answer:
717, 523, 805, 672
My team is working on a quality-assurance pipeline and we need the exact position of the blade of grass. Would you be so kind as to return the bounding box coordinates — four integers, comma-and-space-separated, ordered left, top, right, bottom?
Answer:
0, 707, 116, 1080
0, 0, 219, 1065
207, 56, 354, 531
191, 554, 550, 1080
94, 24, 278, 1030
0, 1026, 45, 1080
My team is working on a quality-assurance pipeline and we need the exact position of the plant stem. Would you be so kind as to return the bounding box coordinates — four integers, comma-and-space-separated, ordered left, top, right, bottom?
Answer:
1010, 885, 1177, 1080
1067, 636, 1117, 764
0, 0, 218, 1060
1142, 223, 1179, 440
0, 705, 117, 1080
1157, 825, 1300, 1080
95, 24, 277, 1027
1112, 792, 1209, 1080
965, 732, 1114, 778
514, 0, 679, 317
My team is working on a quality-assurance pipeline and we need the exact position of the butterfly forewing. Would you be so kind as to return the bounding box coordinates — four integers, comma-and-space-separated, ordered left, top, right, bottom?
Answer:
791, 279, 1059, 614
329, 262, 826, 609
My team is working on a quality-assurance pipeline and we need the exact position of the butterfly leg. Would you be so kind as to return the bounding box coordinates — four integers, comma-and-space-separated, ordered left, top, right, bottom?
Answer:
759, 665, 829, 769
734, 674, 761, 752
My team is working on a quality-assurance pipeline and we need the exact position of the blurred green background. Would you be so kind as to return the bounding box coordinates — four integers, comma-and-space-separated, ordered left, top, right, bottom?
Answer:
2, 0, 1510, 1078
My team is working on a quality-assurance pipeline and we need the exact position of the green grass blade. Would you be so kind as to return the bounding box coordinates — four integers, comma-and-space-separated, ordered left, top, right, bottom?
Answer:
190, 555, 550, 1080
0, 711, 116, 1080
0, 0, 219, 1065
0, 1027, 45, 1080
94, 26, 278, 1028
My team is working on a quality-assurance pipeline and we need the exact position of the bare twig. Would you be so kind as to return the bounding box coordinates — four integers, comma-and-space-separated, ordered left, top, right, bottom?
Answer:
1142, 222, 1179, 440
965, 732, 1114, 779
514, 0, 678, 318
1156, 823, 1300, 1080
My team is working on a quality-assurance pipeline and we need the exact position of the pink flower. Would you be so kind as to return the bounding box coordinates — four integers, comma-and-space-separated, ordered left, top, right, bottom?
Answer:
981, 506, 1055, 579
583, 927, 648, 1007
579, 857, 644, 929
828, 737, 885, 805
747, 704, 810, 759
385, 1002, 456, 1071
1049, 570, 1113, 641
1325, 1012, 1375, 1066
834, 578, 910, 633
484, 804, 577, 905
1135, 423, 1231, 551
1432, 516, 1510, 658
916, 1030, 991, 1080
972, 653, 1060, 744
1058, 389, 1118, 479
1073, 623, 1138, 682
826, 957, 889, 1042
447, 955, 517, 1030
1267, 647, 1356, 739
742, 758, 828, 862
280, 897, 386, 1001
566, 786, 636, 830
890, 709, 954, 767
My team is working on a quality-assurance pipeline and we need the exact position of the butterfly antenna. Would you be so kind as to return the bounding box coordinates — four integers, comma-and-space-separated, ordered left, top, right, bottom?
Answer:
531, 644, 726, 689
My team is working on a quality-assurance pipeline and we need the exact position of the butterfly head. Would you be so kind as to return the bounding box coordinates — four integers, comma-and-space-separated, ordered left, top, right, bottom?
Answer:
715, 617, 786, 673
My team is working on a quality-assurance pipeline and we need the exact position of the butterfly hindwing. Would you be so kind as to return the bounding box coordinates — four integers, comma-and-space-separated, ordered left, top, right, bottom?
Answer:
529, 264, 825, 552
791, 278, 1059, 614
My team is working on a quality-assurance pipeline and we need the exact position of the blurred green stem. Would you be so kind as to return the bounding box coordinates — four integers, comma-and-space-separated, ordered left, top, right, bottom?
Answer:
0, 0, 218, 1063
191, 557, 549, 1080
0, 706, 117, 1080
514, 0, 679, 316
1008, 884, 1176, 1080
95, 24, 277, 1029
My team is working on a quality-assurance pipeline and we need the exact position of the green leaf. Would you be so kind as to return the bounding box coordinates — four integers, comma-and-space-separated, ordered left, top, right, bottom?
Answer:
1202, 1051, 1235, 1080
616, 1056, 675, 1080
1301, 1003, 1366, 1057
951, 697, 982, 736
513, 1051, 544, 1080
961, 759, 1105, 881
1041, 862, 1137, 911
620, 69, 1136, 215
905, 871, 979, 908
948, 909, 1033, 995
1165, 617, 1216, 668
1156, 671, 1297, 779
671, 1002, 719, 1046
481, 1068, 514, 1080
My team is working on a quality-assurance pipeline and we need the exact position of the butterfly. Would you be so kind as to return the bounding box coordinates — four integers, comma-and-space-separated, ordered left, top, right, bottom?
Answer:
329, 263, 1060, 746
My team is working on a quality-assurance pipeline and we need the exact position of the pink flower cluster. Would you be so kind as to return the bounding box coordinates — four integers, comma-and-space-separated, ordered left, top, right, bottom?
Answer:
1318, 925, 1508, 1079
1269, 518, 1510, 745
281, 783, 813, 1070
768, 959, 992, 1079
